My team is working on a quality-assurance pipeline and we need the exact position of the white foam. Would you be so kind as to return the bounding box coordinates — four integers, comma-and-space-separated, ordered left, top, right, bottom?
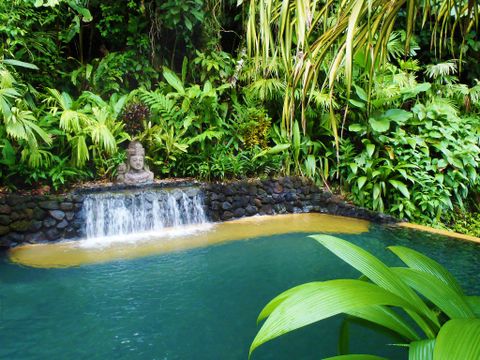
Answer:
76, 223, 214, 249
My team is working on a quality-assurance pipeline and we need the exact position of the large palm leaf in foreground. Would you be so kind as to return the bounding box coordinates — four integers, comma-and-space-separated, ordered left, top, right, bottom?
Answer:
250, 235, 480, 359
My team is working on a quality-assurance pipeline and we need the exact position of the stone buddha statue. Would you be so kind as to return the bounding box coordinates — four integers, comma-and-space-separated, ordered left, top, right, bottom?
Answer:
117, 141, 154, 185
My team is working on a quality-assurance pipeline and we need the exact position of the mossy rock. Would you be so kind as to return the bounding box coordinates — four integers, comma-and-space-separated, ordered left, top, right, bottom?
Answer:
10, 220, 32, 232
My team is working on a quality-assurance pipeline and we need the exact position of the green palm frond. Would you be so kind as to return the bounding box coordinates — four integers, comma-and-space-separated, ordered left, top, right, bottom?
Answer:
0, 87, 20, 118
309, 89, 338, 110
0, 68, 16, 88
251, 235, 480, 359
467, 80, 480, 104
425, 60, 458, 80
21, 148, 54, 168
245, 78, 286, 101
4, 107, 51, 149
90, 107, 117, 154
70, 134, 89, 167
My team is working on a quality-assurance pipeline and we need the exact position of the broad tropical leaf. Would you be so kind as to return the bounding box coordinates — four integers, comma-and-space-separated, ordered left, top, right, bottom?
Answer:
392, 268, 475, 319
163, 67, 185, 95
250, 279, 423, 355
309, 235, 439, 335
388, 246, 464, 296
347, 305, 420, 341
433, 319, 480, 360
408, 339, 434, 360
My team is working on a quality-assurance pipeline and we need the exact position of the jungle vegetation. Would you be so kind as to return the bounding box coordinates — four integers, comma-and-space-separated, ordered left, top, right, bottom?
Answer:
2, 0, 480, 234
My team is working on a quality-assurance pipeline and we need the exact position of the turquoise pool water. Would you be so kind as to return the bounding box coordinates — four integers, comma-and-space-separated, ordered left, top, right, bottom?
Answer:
1, 223, 479, 359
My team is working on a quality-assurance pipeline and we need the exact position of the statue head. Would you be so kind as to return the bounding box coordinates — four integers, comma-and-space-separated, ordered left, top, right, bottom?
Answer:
127, 141, 146, 172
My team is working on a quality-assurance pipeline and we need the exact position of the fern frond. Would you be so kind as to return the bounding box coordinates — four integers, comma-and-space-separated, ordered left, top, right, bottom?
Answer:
468, 80, 480, 104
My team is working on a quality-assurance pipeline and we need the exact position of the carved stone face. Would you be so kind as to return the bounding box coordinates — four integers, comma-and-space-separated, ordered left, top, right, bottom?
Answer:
129, 155, 144, 171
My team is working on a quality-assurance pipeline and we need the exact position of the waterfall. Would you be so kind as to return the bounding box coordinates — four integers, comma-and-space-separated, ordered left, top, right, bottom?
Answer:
82, 188, 208, 239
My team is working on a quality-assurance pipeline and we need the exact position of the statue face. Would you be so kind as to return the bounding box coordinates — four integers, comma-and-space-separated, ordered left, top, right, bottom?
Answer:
129, 155, 144, 171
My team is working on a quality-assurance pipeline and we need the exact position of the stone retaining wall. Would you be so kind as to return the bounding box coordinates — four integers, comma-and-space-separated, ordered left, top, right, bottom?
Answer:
0, 177, 396, 248
202, 177, 395, 223
0, 193, 85, 248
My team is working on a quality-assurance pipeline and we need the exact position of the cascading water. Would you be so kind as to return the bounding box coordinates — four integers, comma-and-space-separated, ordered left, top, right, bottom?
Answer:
81, 187, 209, 245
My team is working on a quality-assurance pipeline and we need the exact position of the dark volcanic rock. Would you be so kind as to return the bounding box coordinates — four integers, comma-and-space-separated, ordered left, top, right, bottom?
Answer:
10, 220, 31, 232
273, 183, 284, 194
56, 220, 69, 229
25, 232, 46, 243
65, 212, 75, 221
60, 202, 74, 211
49, 210, 65, 221
0, 237, 12, 248
233, 208, 246, 218
0, 225, 9, 236
43, 218, 57, 228
33, 207, 47, 220
221, 211, 234, 220
8, 232, 24, 242
0, 204, 11, 214
246, 205, 257, 215
29, 220, 43, 232
222, 201, 232, 211
39, 200, 59, 210
0, 215, 11, 226
46, 228, 61, 241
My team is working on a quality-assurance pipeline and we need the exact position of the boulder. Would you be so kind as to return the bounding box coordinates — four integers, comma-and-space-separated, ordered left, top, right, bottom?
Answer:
39, 200, 59, 210
49, 210, 65, 221
10, 220, 31, 232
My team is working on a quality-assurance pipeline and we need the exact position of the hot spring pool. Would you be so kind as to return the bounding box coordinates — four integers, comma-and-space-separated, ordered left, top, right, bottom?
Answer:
1, 214, 479, 359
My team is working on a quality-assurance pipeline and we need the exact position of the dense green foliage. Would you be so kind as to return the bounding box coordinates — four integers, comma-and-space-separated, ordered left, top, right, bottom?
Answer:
251, 235, 480, 359
1, 0, 480, 233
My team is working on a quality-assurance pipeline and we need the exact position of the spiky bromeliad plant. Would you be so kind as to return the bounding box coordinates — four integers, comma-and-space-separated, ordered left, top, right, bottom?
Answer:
250, 235, 480, 359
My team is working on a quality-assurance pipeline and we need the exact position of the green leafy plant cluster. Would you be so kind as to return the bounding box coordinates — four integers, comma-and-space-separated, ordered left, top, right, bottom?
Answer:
448, 211, 480, 238
339, 59, 480, 225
